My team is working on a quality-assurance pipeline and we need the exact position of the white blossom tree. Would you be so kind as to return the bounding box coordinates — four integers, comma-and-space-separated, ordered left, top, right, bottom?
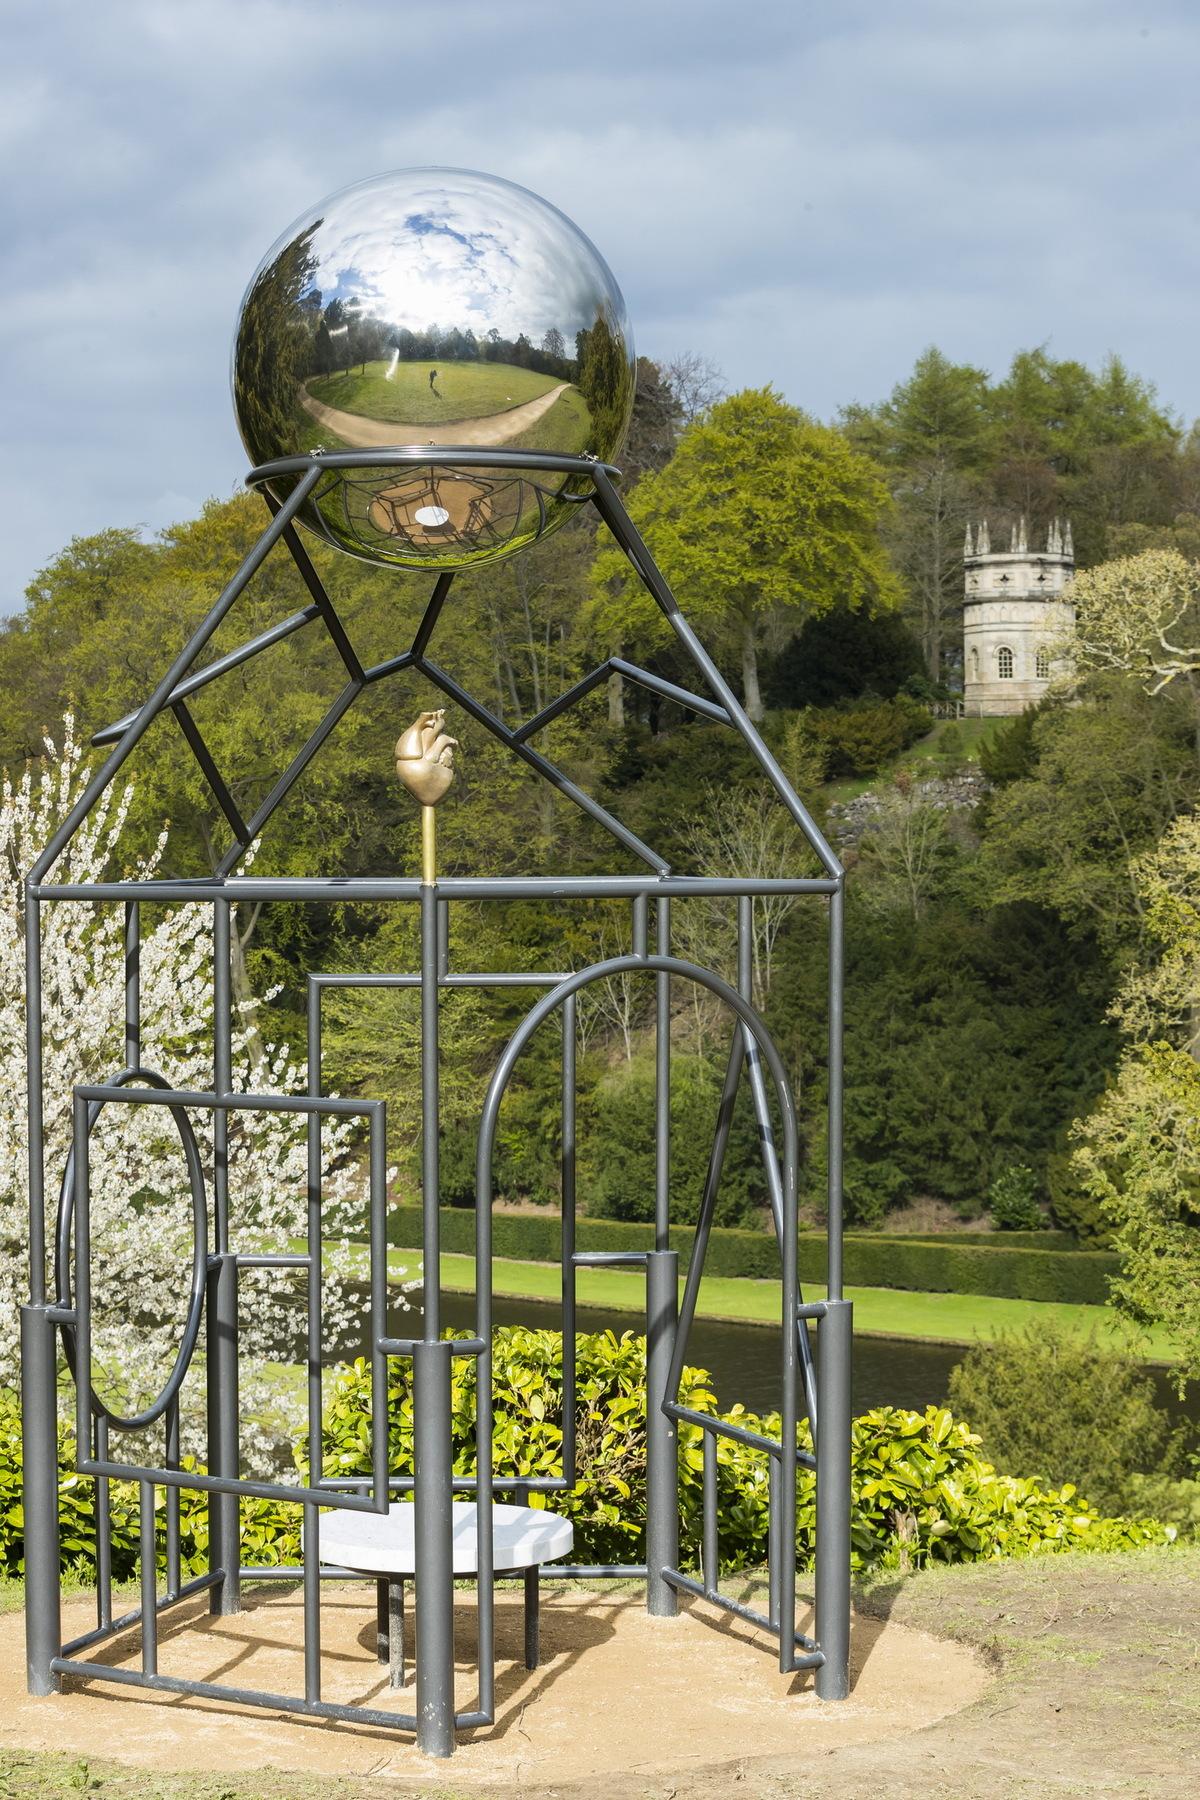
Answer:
0, 724, 407, 1471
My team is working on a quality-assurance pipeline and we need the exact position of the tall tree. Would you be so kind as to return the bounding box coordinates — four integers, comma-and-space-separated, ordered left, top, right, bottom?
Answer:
589, 388, 900, 721
843, 348, 990, 681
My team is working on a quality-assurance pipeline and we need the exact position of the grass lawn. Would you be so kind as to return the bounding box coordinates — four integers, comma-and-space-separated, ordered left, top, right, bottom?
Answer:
372, 1248, 1179, 1361
306, 359, 561, 425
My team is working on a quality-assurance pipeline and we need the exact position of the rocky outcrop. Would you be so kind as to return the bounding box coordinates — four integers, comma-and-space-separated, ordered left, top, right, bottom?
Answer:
826, 770, 991, 847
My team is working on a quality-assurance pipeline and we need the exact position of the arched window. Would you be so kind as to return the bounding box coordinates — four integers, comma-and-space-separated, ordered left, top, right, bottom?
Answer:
997, 646, 1014, 680
1035, 646, 1050, 679
969, 648, 979, 682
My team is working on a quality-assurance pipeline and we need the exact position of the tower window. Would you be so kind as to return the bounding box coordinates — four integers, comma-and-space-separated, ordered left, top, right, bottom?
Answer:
997, 646, 1014, 679
1035, 647, 1050, 679
969, 648, 979, 682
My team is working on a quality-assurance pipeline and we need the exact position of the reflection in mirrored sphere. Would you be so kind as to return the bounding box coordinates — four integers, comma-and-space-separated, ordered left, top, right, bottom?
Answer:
232, 168, 635, 570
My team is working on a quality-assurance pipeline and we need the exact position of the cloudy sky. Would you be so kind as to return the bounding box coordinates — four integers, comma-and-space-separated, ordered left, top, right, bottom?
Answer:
3, 0, 1197, 611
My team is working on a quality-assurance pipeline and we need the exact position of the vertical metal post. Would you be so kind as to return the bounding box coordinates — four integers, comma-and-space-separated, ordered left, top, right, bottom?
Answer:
561, 996, 577, 1486
413, 1339, 455, 1758
644, 1249, 679, 1617
654, 898, 670, 1251
139, 1481, 158, 1676
827, 884, 845, 1303
815, 1298, 852, 1700
702, 1428, 718, 1599
24, 885, 47, 1307
305, 983, 324, 1698
164, 1401, 181, 1599
768, 1453, 782, 1630
210, 901, 239, 1615
124, 901, 140, 1068
95, 1415, 112, 1630
420, 883, 440, 1339
206, 1251, 240, 1615
20, 1303, 60, 1695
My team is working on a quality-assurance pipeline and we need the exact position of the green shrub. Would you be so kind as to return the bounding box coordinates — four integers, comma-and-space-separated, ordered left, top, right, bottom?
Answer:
988, 1165, 1044, 1231
1047, 1143, 1114, 1244
800, 695, 932, 777
385, 1207, 1119, 1303
584, 1054, 728, 1225
0, 1331, 1168, 1583
946, 1325, 1188, 1515
318, 1333, 1166, 1572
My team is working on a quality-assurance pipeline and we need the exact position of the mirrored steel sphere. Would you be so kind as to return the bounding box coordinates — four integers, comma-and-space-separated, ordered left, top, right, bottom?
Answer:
232, 168, 635, 570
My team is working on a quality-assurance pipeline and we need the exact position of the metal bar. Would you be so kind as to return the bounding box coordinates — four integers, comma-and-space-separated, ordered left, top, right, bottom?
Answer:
571, 1251, 649, 1268
632, 893, 649, 956
361, 650, 414, 685
123, 902, 140, 1068
370, 1107, 389, 1512
25, 886, 45, 1302
410, 572, 455, 658
72, 1085, 380, 1119
511, 663, 612, 741
61, 1571, 223, 1657
420, 883, 440, 1339
95, 1414, 112, 1630
815, 1299, 853, 1701
213, 901, 232, 1253
215, 679, 363, 877
237, 1252, 311, 1269
655, 897, 670, 1250
413, 1341, 456, 1758
768, 1455, 781, 1631
589, 468, 843, 880
561, 995, 577, 1486
173, 703, 251, 846
91, 604, 323, 746
305, 977, 323, 1703
207, 1251, 240, 1615
248, 446, 619, 482
666, 1403, 816, 1468
165, 1402, 181, 1598
378, 1336, 485, 1358
645, 1251, 679, 1617
50, 1657, 420, 1732
416, 657, 669, 874
139, 1481, 157, 1676
318, 1473, 571, 1494
702, 1429, 719, 1599
19, 1304, 61, 1693
610, 658, 732, 725
36, 874, 840, 901
661, 1569, 822, 1659
72, 1096, 90, 1469
271, 512, 365, 681
475, 1024, 496, 1730
828, 884, 845, 1302
310, 971, 570, 990
664, 1030, 743, 1406
78, 1455, 384, 1511
550, 1564, 648, 1580
33, 465, 320, 879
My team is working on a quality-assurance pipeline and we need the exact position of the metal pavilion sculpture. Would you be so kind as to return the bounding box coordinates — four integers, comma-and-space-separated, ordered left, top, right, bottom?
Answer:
20, 171, 852, 1761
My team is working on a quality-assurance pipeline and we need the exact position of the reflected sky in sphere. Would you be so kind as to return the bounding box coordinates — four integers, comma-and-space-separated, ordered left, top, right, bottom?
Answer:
231, 167, 635, 571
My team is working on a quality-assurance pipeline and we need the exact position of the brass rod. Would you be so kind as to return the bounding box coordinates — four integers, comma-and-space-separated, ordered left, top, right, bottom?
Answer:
421, 807, 437, 886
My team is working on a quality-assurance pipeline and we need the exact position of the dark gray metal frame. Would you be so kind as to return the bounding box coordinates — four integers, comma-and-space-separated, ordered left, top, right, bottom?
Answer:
21, 448, 851, 1757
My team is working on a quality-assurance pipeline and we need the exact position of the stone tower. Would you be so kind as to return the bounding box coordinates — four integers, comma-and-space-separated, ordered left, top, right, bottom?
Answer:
962, 516, 1074, 716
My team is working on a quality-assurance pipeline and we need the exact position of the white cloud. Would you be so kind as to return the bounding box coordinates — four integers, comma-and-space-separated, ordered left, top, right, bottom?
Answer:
3, 0, 1198, 614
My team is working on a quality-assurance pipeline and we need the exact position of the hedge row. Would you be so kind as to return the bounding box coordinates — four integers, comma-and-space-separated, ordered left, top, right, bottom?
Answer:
387, 1206, 1118, 1305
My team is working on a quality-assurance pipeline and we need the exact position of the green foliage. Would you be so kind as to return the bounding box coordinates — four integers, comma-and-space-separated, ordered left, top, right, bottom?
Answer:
765, 606, 925, 708
583, 1052, 733, 1225
773, 899, 1117, 1225
979, 706, 1044, 786
316, 1334, 1166, 1573
588, 388, 901, 718
1046, 1141, 1113, 1244
988, 1165, 1044, 1231
0, 1388, 301, 1581
946, 1325, 1187, 1515
799, 694, 932, 777
385, 1205, 1120, 1303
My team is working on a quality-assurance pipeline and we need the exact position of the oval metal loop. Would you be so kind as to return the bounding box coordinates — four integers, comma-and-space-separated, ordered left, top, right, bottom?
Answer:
54, 1067, 209, 1433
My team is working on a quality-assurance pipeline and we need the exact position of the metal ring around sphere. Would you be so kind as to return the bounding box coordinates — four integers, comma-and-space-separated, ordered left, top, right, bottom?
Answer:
54, 1068, 209, 1433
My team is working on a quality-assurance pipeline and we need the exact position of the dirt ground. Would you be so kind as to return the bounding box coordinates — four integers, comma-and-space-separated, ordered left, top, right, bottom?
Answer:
0, 1546, 1194, 1798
